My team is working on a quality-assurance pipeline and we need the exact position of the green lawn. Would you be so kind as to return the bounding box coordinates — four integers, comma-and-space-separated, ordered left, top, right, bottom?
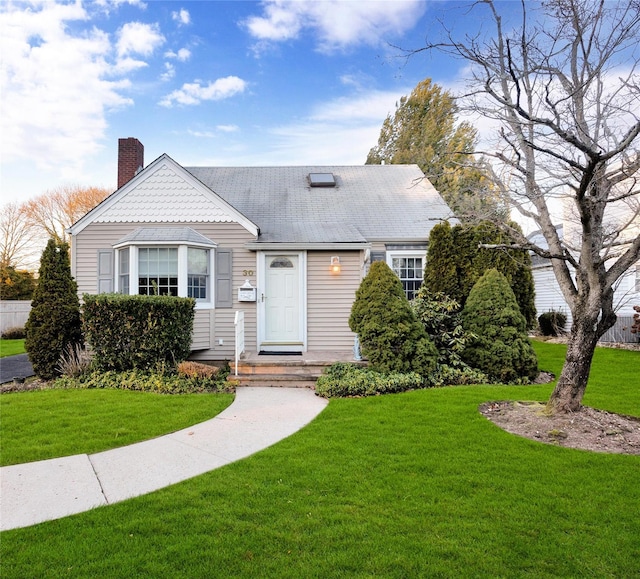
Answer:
0, 389, 234, 466
0, 339, 26, 358
1, 343, 638, 577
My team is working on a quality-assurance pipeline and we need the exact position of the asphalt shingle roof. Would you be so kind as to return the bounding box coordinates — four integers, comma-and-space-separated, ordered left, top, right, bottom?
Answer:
185, 165, 453, 244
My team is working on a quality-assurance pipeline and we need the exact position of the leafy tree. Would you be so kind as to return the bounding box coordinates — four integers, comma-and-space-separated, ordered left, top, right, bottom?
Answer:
417, 0, 640, 412
461, 269, 538, 384
0, 202, 36, 269
366, 78, 505, 220
349, 261, 438, 376
25, 239, 82, 380
424, 221, 537, 327
24, 184, 111, 244
0, 266, 36, 300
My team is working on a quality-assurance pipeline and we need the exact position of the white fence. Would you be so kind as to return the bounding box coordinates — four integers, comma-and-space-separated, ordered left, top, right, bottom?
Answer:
234, 310, 245, 376
0, 301, 31, 334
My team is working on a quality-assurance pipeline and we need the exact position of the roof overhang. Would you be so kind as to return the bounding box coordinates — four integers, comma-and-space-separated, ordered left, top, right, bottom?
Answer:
244, 242, 371, 251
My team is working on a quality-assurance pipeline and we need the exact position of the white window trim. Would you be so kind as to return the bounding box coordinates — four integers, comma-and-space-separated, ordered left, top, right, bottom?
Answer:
114, 242, 214, 309
386, 250, 426, 299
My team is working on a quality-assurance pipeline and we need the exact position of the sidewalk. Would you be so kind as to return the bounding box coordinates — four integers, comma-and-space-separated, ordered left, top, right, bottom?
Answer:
0, 386, 328, 531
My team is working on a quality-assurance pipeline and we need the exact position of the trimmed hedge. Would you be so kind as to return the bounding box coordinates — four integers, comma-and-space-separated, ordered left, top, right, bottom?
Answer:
83, 294, 195, 372
315, 363, 423, 398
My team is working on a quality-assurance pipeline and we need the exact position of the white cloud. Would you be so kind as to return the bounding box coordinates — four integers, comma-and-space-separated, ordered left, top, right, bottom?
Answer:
159, 76, 247, 107
116, 21, 164, 57
243, 0, 426, 52
165, 47, 191, 61
172, 8, 190, 26
217, 124, 240, 133
0, 1, 135, 174
160, 62, 175, 81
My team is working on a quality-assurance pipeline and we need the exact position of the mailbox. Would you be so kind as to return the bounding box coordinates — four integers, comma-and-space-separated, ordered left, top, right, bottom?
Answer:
238, 280, 257, 302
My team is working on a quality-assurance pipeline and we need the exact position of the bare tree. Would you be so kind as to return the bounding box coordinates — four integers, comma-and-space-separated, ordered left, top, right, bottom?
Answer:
0, 202, 36, 269
24, 185, 111, 244
417, 0, 640, 412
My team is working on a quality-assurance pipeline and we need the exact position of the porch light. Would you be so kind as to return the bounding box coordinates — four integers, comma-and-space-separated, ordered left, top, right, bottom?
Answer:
330, 256, 341, 274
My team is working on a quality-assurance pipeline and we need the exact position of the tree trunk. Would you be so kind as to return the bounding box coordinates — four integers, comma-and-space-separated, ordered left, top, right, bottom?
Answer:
547, 318, 600, 413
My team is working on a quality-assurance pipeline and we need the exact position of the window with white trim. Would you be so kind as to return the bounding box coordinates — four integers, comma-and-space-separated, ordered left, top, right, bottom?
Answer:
114, 227, 220, 304
386, 250, 425, 300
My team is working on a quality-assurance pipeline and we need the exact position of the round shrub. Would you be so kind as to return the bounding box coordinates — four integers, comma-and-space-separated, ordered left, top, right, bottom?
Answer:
461, 269, 538, 383
349, 261, 438, 376
1, 326, 26, 340
25, 240, 82, 380
538, 310, 567, 336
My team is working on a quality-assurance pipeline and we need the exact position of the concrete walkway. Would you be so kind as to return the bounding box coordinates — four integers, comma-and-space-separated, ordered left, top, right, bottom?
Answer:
0, 387, 328, 531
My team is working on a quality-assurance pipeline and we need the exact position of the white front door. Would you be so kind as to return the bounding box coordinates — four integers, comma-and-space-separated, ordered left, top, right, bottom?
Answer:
258, 253, 306, 352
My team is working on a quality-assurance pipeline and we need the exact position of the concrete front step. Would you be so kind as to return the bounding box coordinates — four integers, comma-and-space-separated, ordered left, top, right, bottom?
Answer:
227, 349, 365, 388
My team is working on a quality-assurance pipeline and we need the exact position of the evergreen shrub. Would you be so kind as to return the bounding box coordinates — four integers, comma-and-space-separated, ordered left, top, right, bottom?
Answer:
315, 363, 423, 398
83, 293, 195, 372
349, 261, 438, 376
538, 310, 567, 336
461, 269, 538, 383
1, 327, 26, 340
25, 240, 83, 380
412, 287, 489, 385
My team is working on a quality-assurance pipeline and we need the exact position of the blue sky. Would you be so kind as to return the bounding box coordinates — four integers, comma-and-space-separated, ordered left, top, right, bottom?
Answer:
1, 0, 504, 206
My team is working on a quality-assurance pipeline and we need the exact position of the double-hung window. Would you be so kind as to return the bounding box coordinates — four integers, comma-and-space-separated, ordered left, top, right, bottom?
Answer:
113, 228, 216, 305
386, 250, 426, 300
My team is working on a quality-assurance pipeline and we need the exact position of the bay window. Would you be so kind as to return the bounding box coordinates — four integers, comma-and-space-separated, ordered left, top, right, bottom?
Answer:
113, 228, 216, 305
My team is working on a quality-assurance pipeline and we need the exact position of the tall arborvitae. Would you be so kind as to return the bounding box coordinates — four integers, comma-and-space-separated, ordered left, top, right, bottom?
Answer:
25, 239, 82, 380
422, 221, 459, 301
423, 220, 537, 328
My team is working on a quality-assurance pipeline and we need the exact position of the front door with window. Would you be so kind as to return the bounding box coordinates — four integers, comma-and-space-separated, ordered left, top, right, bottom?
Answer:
259, 253, 305, 352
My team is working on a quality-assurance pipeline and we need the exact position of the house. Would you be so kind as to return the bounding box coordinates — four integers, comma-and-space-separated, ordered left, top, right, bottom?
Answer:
529, 207, 640, 343
68, 138, 455, 364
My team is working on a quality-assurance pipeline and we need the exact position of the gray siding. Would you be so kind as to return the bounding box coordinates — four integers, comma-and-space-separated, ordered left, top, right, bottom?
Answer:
73, 222, 258, 360
307, 251, 361, 350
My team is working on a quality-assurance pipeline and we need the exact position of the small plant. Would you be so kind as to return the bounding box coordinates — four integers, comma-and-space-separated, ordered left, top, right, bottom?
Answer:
178, 361, 220, 379
57, 343, 92, 378
538, 310, 567, 336
315, 362, 422, 398
1, 326, 26, 340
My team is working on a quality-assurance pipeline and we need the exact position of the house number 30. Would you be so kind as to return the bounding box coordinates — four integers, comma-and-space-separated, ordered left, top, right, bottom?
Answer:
243, 270, 254, 276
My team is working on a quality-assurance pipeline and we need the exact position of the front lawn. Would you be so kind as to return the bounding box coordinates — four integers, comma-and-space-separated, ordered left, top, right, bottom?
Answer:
0, 339, 26, 358
0, 389, 234, 466
1, 343, 638, 577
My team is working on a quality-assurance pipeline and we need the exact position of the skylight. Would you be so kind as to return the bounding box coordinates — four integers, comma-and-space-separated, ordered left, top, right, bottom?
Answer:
309, 172, 336, 187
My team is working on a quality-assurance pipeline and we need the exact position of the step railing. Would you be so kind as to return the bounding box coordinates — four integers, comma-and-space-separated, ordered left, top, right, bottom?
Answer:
234, 310, 245, 376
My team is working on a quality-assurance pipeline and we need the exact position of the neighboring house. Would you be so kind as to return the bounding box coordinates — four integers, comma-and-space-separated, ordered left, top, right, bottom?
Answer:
529, 206, 640, 343
68, 138, 455, 360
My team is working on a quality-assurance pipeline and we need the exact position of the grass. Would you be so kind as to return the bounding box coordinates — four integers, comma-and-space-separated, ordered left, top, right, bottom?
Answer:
0, 339, 26, 358
1, 343, 638, 577
0, 389, 234, 466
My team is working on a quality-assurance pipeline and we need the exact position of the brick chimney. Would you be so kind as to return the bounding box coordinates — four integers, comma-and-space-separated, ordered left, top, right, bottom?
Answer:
117, 138, 144, 189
